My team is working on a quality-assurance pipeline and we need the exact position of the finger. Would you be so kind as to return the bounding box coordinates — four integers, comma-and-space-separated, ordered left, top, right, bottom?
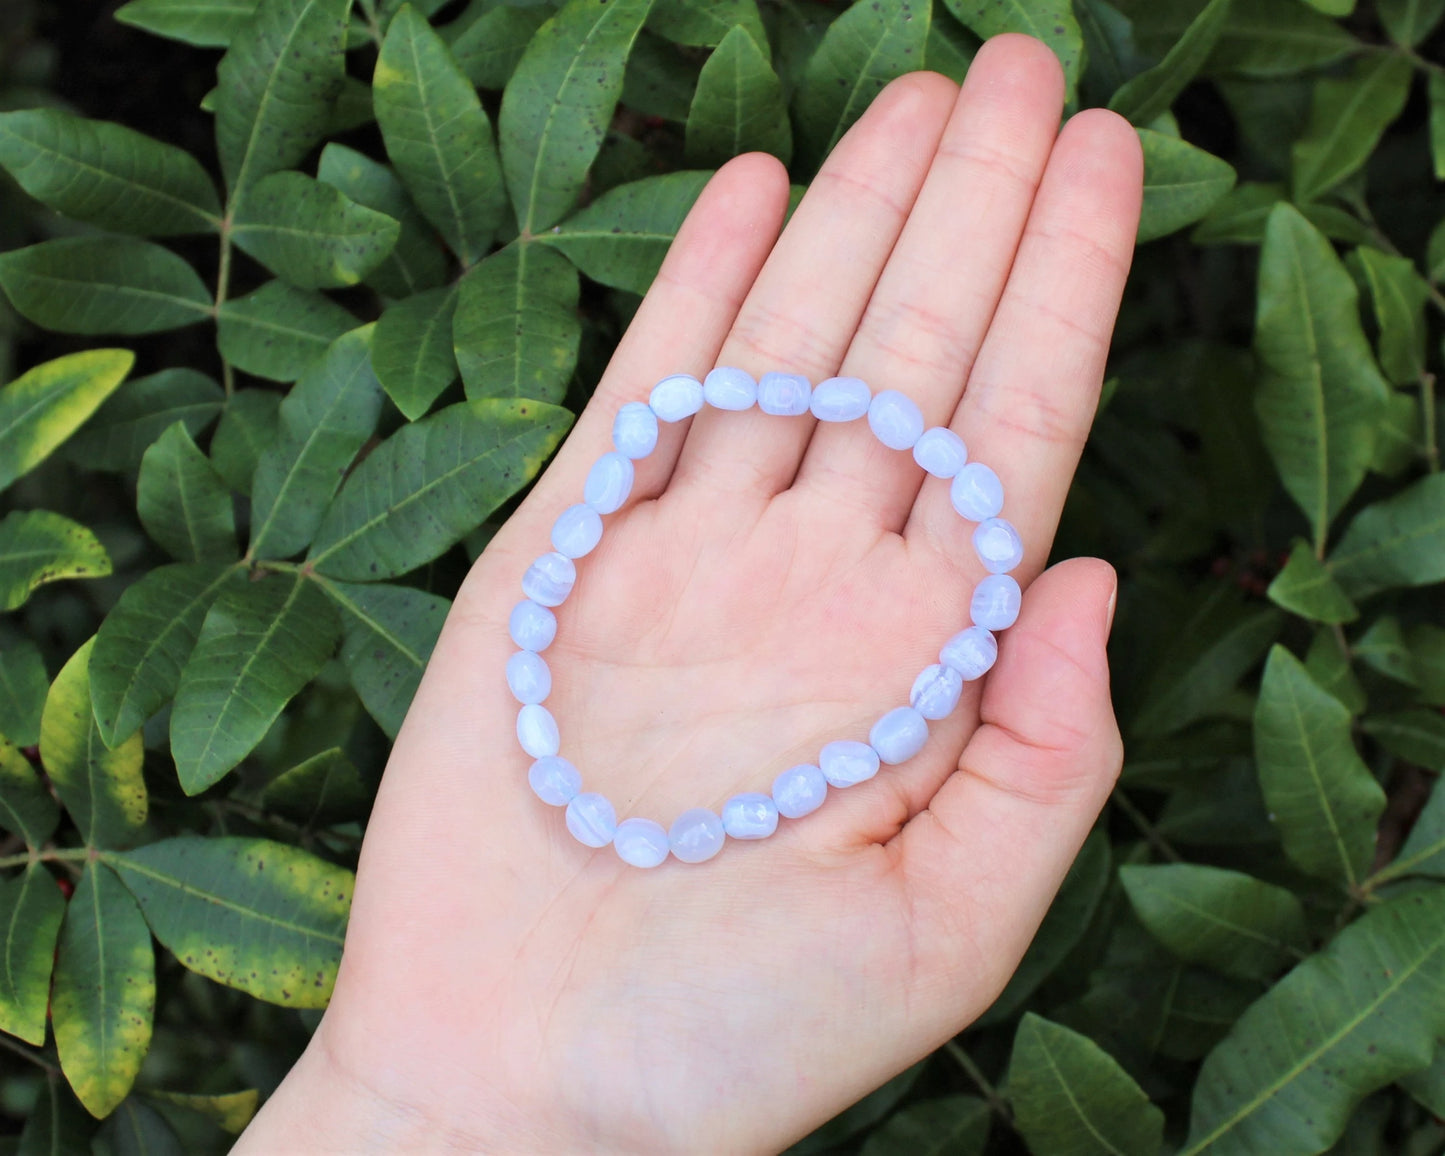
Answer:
668, 72, 959, 503
793, 35, 1064, 531
906, 109, 1143, 576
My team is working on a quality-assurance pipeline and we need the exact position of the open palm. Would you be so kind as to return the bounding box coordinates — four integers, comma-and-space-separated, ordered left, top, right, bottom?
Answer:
236, 36, 1142, 1155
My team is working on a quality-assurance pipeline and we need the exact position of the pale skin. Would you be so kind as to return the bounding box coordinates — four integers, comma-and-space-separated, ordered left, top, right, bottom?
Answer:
234, 36, 1143, 1154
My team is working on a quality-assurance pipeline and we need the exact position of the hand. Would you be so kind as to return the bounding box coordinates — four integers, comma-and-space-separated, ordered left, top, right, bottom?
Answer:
235, 35, 1142, 1155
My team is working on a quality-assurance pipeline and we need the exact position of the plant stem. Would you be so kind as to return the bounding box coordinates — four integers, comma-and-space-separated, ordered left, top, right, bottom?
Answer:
1422, 372, 1440, 473
943, 1040, 1014, 1128
1111, 789, 1183, 863
0, 1033, 59, 1075
215, 221, 236, 398
0, 847, 90, 870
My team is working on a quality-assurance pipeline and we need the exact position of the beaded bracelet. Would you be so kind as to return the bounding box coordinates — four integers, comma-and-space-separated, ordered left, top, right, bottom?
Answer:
506, 368, 1025, 868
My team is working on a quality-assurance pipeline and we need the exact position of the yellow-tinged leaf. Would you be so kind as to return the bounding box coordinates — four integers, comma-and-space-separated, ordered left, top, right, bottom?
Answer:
0, 864, 65, 1044
150, 1088, 260, 1133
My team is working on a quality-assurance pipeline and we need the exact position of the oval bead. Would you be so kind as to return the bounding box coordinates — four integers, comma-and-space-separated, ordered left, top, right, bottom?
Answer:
506, 650, 551, 704
516, 703, 560, 758
974, 517, 1024, 574
521, 551, 576, 608
757, 371, 812, 416
913, 427, 967, 478
819, 740, 880, 788
810, 376, 871, 421
869, 706, 928, 765
566, 792, 617, 848
940, 626, 998, 681
670, 808, 726, 863
551, 503, 603, 559
649, 374, 704, 421
971, 573, 1022, 630
508, 599, 557, 652
950, 462, 1004, 522
703, 366, 757, 411
772, 764, 827, 819
614, 817, 670, 867
909, 663, 963, 721
868, 390, 925, 451
613, 401, 659, 459
584, 452, 634, 515
528, 755, 580, 806
721, 792, 779, 840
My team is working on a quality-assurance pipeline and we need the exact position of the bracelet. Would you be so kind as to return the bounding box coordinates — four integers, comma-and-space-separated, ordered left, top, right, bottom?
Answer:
506, 368, 1025, 868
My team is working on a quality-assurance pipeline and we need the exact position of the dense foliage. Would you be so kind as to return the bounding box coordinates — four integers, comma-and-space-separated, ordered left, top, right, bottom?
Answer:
0, 0, 1442, 1150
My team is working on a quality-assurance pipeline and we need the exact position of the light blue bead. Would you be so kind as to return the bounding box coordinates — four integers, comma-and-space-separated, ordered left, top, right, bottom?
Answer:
950, 462, 1004, 521
869, 706, 928, 765
528, 756, 580, 806
613, 401, 659, 459
670, 808, 726, 863
506, 650, 551, 704
649, 374, 704, 421
566, 792, 617, 848
521, 551, 576, 607
703, 366, 757, 411
810, 376, 871, 421
772, 764, 827, 818
868, 390, 925, 451
974, 517, 1024, 574
940, 626, 998, 681
516, 703, 560, 757
614, 817, 670, 867
819, 740, 880, 788
584, 452, 634, 515
722, 793, 779, 840
971, 574, 1022, 630
508, 599, 557, 652
551, 503, 603, 559
910, 663, 963, 720
757, 371, 812, 416
913, 427, 967, 478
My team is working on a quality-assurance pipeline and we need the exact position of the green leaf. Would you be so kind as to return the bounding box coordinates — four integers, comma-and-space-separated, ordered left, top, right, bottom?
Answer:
1109, 0, 1232, 127
375, 5, 508, 267
540, 170, 710, 294
0, 237, 212, 335
90, 563, 246, 749
372, 287, 459, 420
1137, 129, 1236, 243
0, 739, 60, 847
1328, 473, 1445, 599
499, 0, 657, 234
1409, 623, 1445, 706
1363, 709, 1445, 771
114, 0, 259, 47
1009, 1013, 1165, 1156
50, 862, 154, 1119
454, 244, 580, 403
1193, 183, 1376, 246
1348, 248, 1430, 387
1292, 55, 1411, 205
136, 424, 238, 564
925, 8, 979, 85
1378, 775, 1445, 882
210, 388, 281, 496
1401, 1049, 1445, 1116
648, 0, 766, 47
685, 26, 792, 166
1266, 537, 1358, 624
250, 326, 384, 560
0, 865, 65, 1045
107, 836, 351, 1008
98, 1100, 184, 1156
170, 574, 340, 793
308, 398, 572, 580
0, 349, 135, 492
1431, 73, 1445, 181
1369, 389, 1423, 477
218, 281, 358, 383
0, 511, 112, 613
147, 1089, 259, 1134
1354, 615, 1417, 685
64, 369, 224, 474
260, 746, 372, 824
0, 640, 48, 747
859, 1096, 989, 1156
1254, 644, 1385, 890
215, 0, 350, 195
1207, 0, 1362, 77
1305, 626, 1367, 714
945, 0, 1080, 101
18, 1076, 94, 1156
623, 31, 703, 122
449, 4, 554, 90
1183, 888, 1445, 1155
1378, 0, 1445, 46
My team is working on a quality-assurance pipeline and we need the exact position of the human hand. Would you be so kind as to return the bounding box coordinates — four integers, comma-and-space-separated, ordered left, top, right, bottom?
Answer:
235, 34, 1142, 1155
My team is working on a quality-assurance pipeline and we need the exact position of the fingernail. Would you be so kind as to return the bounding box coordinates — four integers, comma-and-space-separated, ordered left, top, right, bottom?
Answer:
1104, 576, 1118, 639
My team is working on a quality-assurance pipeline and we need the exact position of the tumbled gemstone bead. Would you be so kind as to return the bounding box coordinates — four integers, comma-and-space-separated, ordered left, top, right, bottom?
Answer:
722, 793, 779, 840
913, 427, 967, 478
757, 371, 812, 416
614, 817, 670, 867
670, 808, 726, 863
950, 462, 1004, 522
940, 626, 998, 681
584, 452, 634, 515
810, 376, 871, 421
528, 755, 580, 806
566, 792, 617, 848
868, 390, 925, 451
521, 552, 576, 608
516, 703, 560, 758
971, 573, 1022, 630
819, 740, 880, 788
509, 599, 557, 652
910, 663, 963, 720
613, 401, 659, 458
551, 503, 603, 559
703, 366, 757, 410
869, 707, 928, 765
506, 650, 551, 704
974, 517, 1024, 574
649, 373, 704, 421
772, 764, 827, 818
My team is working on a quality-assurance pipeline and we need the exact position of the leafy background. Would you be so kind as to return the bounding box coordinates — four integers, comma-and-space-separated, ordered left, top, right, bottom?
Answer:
0, 0, 1443, 1151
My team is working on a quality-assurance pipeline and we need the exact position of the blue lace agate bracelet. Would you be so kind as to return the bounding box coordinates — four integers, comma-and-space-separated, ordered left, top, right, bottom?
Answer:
507, 368, 1026, 869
